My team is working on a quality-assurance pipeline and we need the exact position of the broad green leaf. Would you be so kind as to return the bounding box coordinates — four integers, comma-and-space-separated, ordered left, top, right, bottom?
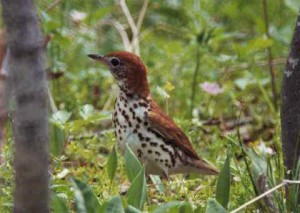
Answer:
79, 104, 95, 120
41, 11, 61, 32
247, 37, 273, 51
149, 175, 165, 193
152, 201, 184, 213
215, 54, 237, 62
285, 0, 300, 13
216, 154, 231, 209
125, 205, 142, 213
50, 123, 65, 156
107, 146, 118, 184
194, 206, 204, 213
248, 149, 268, 178
51, 110, 72, 124
234, 77, 255, 90
205, 199, 227, 213
52, 193, 69, 213
125, 144, 142, 182
179, 202, 193, 213
71, 178, 101, 213
104, 196, 125, 213
127, 168, 147, 210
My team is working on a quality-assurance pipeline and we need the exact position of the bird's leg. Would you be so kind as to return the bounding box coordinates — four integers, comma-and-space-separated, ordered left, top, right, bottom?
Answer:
161, 171, 169, 181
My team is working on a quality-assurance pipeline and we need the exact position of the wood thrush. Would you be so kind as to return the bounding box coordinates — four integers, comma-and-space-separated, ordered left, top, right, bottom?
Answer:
88, 51, 219, 178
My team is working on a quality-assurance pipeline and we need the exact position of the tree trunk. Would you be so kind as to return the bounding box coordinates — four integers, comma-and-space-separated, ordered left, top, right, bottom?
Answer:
0, 30, 7, 164
281, 11, 300, 172
1, 0, 49, 212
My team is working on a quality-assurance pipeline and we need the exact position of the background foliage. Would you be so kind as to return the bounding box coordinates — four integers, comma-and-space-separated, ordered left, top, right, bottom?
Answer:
1, 0, 300, 212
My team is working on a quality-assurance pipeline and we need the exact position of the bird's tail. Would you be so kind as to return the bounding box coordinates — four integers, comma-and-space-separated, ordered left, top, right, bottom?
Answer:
193, 159, 219, 175
170, 158, 219, 175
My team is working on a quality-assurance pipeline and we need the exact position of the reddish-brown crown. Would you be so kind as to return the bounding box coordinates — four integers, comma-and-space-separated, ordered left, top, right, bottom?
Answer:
105, 51, 150, 98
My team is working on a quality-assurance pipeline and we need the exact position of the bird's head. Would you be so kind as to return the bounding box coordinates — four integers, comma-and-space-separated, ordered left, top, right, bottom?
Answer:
88, 51, 150, 98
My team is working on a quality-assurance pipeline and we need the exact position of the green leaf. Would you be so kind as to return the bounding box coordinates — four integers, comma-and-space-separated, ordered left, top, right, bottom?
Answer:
216, 154, 231, 209
41, 11, 61, 32
104, 196, 125, 213
107, 146, 118, 184
247, 37, 273, 50
51, 110, 72, 124
127, 167, 147, 210
179, 202, 194, 213
205, 199, 227, 213
71, 178, 101, 213
52, 193, 70, 213
125, 205, 142, 213
285, 0, 300, 13
79, 104, 95, 120
125, 144, 142, 182
50, 123, 65, 156
149, 175, 165, 193
194, 206, 204, 213
248, 149, 268, 178
152, 201, 184, 213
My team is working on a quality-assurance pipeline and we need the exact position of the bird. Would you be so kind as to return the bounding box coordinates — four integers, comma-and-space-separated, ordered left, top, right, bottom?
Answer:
88, 51, 219, 178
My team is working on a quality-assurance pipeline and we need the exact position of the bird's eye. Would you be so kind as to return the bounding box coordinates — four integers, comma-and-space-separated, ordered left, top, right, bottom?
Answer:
110, 57, 120, 67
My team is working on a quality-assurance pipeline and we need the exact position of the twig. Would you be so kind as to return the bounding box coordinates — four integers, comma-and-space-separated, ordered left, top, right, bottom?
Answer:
46, 0, 62, 13
47, 86, 58, 113
136, 0, 149, 34
257, 175, 278, 212
118, 0, 148, 55
262, 0, 278, 111
230, 180, 300, 213
119, 0, 137, 36
221, 58, 285, 74
133, 0, 149, 55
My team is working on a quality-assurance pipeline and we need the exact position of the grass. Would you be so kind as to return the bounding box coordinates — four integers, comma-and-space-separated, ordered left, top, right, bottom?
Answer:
1, 106, 295, 212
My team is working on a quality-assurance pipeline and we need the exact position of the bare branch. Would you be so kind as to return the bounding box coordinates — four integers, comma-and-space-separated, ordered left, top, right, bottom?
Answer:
46, 0, 62, 13
136, 0, 149, 33
231, 180, 300, 213
132, 0, 149, 55
118, 0, 137, 36
220, 58, 285, 74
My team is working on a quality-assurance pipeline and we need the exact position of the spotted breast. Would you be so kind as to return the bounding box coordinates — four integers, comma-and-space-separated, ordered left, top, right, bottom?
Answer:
113, 91, 180, 177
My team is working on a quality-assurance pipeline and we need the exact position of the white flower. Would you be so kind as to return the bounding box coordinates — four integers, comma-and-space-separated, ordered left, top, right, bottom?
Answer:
257, 142, 274, 155
70, 10, 87, 22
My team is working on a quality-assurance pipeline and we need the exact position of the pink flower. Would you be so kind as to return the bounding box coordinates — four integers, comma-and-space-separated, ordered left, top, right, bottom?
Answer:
200, 82, 223, 95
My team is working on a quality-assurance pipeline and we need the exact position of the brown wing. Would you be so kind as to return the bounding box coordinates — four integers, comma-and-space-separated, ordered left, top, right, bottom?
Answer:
147, 100, 200, 160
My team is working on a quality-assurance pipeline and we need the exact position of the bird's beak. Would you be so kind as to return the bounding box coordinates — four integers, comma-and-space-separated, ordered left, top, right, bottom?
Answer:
87, 54, 109, 66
